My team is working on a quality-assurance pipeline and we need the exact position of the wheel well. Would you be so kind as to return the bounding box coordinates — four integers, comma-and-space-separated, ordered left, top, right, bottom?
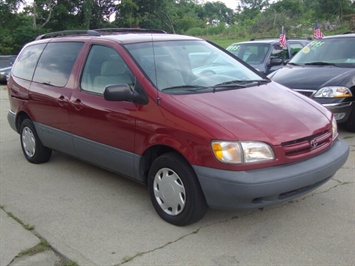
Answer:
15, 112, 31, 133
139, 145, 187, 185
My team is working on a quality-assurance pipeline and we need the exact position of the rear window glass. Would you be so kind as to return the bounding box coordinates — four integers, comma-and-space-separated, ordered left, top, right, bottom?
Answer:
33, 42, 83, 87
12, 44, 46, 81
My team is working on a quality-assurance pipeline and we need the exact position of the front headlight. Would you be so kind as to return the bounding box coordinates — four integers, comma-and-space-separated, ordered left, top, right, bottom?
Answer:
332, 116, 338, 140
211, 141, 274, 164
314, 86, 352, 98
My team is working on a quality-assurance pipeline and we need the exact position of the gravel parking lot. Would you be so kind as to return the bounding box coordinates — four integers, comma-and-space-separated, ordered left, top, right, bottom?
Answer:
0, 84, 354, 265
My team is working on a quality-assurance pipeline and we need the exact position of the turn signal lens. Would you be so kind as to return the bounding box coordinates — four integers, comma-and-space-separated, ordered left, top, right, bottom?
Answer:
332, 116, 338, 140
211, 141, 274, 164
211, 142, 242, 163
314, 87, 352, 98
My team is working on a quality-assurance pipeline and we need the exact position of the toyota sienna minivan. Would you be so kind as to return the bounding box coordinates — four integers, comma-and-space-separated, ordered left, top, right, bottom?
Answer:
7, 29, 349, 225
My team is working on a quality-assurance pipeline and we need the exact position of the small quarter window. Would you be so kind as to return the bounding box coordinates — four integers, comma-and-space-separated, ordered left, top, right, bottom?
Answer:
12, 44, 46, 81
33, 42, 83, 87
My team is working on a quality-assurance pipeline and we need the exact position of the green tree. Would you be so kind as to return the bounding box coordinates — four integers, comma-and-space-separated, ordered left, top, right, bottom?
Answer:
316, 0, 354, 20
240, 0, 269, 10
204, 1, 235, 25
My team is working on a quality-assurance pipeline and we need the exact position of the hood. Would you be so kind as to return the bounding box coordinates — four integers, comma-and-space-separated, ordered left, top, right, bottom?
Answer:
248, 63, 266, 73
269, 65, 354, 90
170, 82, 331, 145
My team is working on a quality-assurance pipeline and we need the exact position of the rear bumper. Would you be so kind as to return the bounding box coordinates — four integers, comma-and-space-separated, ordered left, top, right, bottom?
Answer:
193, 139, 349, 210
7, 110, 17, 132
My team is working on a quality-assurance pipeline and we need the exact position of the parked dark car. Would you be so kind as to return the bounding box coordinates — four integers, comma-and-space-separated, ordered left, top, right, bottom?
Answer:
226, 39, 310, 74
7, 29, 349, 225
0, 55, 17, 68
268, 33, 355, 132
0, 66, 12, 84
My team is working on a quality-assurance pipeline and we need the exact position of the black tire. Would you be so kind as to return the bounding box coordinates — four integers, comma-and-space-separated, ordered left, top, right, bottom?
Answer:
148, 152, 207, 226
345, 108, 355, 132
20, 119, 52, 164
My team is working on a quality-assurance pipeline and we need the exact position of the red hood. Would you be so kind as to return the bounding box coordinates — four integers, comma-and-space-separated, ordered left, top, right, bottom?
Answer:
170, 82, 331, 145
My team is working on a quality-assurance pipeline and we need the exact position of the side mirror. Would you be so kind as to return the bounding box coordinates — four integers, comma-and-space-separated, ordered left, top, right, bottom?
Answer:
269, 58, 283, 67
104, 84, 148, 104
104, 84, 134, 102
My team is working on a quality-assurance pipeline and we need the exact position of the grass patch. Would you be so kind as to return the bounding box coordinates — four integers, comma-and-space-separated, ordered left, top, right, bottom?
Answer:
203, 36, 241, 48
202, 36, 246, 48
6, 211, 34, 230
18, 239, 50, 256
0, 206, 34, 230
64, 260, 79, 266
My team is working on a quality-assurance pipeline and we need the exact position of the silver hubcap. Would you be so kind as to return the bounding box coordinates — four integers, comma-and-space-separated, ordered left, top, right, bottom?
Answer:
22, 126, 36, 158
153, 168, 186, 216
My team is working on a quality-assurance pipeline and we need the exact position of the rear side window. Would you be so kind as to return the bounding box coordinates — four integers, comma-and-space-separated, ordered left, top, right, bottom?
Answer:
271, 44, 290, 60
33, 42, 83, 87
12, 44, 46, 81
289, 43, 304, 57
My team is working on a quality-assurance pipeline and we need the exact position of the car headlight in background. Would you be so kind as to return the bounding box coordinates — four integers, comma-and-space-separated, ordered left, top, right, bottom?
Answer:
211, 141, 274, 164
314, 86, 352, 98
332, 116, 338, 140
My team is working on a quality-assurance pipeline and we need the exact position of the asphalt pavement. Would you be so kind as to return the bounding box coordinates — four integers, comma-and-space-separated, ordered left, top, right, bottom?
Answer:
0, 85, 354, 266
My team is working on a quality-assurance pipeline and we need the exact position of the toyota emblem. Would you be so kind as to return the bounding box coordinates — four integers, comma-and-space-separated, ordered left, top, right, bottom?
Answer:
311, 139, 318, 148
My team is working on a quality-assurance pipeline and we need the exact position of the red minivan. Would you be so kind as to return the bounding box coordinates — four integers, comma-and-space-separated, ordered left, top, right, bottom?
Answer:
7, 29, 349, 225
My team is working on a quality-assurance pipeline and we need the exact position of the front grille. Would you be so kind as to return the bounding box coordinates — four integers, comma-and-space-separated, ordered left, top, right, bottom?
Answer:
281, 130, 332, 157
295, 89, 314, 97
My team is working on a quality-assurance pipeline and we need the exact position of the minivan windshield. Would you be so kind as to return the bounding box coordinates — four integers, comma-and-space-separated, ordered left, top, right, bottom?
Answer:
290, 37, 355, 67
125, 40, 267, 93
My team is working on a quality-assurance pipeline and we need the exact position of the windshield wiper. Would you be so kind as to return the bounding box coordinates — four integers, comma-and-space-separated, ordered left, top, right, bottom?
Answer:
210, 79, 270, 92
287, 62, 299, 66
41, 82, 55, 86
161, 85, 210, 92
215, 79, 270, 87
304, 62, 335, 66
161, 79, 270, 94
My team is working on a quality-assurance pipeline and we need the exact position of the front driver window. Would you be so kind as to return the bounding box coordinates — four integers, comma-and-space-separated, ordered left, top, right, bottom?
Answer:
81, 45, 135, 94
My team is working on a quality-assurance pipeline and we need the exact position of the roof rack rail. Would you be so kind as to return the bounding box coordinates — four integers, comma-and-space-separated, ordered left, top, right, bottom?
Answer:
93, 28, 167, 34
249, 37, 311, 41
35, 28, 167, 40
249, 37, 278, 41
36, 30, 100, 40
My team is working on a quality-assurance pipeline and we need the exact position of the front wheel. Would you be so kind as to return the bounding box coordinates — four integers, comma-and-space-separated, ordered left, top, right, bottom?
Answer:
148, 152, 207, 226
20, 119, 52, 164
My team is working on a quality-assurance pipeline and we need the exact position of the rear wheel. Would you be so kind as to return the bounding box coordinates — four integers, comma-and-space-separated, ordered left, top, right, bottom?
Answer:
148, 152, 207, 226
20, 119, 52, 163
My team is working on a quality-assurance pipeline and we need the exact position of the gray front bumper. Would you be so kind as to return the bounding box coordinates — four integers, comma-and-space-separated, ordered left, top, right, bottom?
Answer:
193, 139, 349, 210
323, 102, 353, 123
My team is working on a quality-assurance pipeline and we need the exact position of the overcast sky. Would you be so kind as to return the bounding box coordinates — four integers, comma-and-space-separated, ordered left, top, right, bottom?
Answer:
203, 0, 240, 10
